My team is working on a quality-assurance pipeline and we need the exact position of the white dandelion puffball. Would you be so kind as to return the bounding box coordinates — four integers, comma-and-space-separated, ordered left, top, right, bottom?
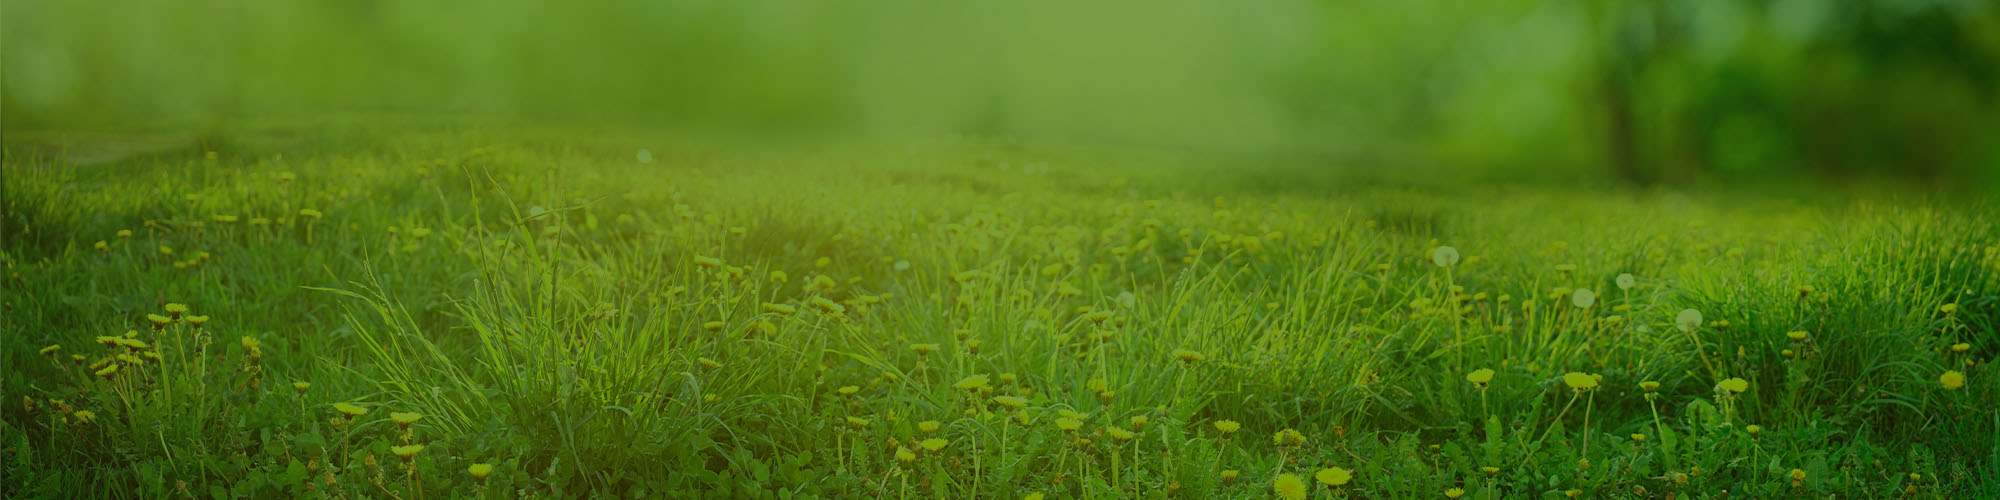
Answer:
1572, 288, 1597, 309
1616, 273, 1636, 290
1432, 246, 1461, 267
637, 149, 655, 164
1676, 309, 1703, 332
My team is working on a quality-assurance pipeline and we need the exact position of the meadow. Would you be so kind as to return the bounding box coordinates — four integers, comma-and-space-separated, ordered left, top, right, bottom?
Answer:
3, 124, 1995, 499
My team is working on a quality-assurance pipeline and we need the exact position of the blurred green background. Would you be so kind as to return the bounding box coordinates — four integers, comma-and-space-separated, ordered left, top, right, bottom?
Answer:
6, 0, 2000, 186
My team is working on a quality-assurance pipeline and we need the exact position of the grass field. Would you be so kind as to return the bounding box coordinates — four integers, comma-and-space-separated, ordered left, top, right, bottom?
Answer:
3, 124, 1996, 499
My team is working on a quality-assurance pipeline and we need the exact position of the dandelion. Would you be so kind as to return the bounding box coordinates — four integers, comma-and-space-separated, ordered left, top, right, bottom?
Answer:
1616, 273, 1636, 290
1273, 428, 1305, 446
1787, 331, 1809, 342
763, 303, 796, 315
293, 381, 311, 393
1172, 349, 1205, 363
468, 463, 493, 481
1951, 343, 1971, 353
1054, 417, 1082, 431
698, 357, 722, 371
1640, 381, 1659, 392
1106, 426, 1135, 442
1745, 425, 1761, 436
1129, 415, 1147, 428
117, 229, 132, 238
94, 364, 120, 378
846, 417, 870, 429
953, 374, 990, 392
1221, 470, 1239, 481
1314, 467, 1352, 487
390, 412, 423, 427
1432, 246, 1460, 267
74, 410, 97, 424
1631, 433, 1646, 442
1466, 368, 1494, 387
1571, 288, 1596, 309
1789, 468, 1806, 481
1940, 303, 1957, 314
1214, 419, 1240, 435
1447, 487, 1466, 499
40, 344, 61, 356
837, 385, 860, 396
185, 315, 209, 327
334, 402, 368, 417
1563, 372, 1599, 392
919, 420, 942, 434
895, 447, 916, 464
993, 395, 1028, 409
1676, 309, 1703, 333
1939, 371, 1964, 390
1272, 473, 1308, 500
390, 444, 424, 461
164, 303, 189, 317
911, 343, 939, 355
1717, 378, 1749, 394
919, 438, 948, 452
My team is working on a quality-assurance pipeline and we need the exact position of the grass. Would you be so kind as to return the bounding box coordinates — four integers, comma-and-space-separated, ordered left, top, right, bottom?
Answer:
3, 123, 1996, 499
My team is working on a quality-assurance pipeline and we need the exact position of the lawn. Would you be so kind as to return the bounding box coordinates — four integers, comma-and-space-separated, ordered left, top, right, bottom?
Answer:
3, 124, 1995, 499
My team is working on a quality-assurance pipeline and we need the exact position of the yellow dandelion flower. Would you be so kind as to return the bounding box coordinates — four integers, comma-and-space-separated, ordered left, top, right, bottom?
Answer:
1273, 428, 1306, 446
185, 315, 209, 327
293, 381, 311, 393
846, 417, 870, 429
1746, 424, 1761, 436
1787, 331, 1809, 341
1940, 303, 1957, 314
919, 438, 948, 452
1221, 469, 1240, 481
1172, 349, 1205, 363
1447, 487, 1466, 498
1563, 372, 1599, 391
1273, 473, 1307, 500
896, 447, 916, 464
698, 357, 722, 371
918, 420, 942, 434
1129, 415, 1148, 428
994, 396, 1028, 409
1951, 343, 1971, 353
837, 385, 860, 396
468, 463, 493, 480
1106, 426, 1135, 441
241, 337, 260, 350
1314, 467, 1352, 486
39, 344, 62, 356
1466, 368, 1495, 385
1214, 419, 1240, 435
164, 303, 189, 316
74, 410, 97, 424
1054, 417, 1082, 431
1717, 378, 1750, 394
146, 314, 173, 327
953, 374, 990, 392
763, 303, 796, 315
94, 364, 120, 378
390, 412, 423, 426
1940, 371, 1964, 390
1640, 381, 1660, 392
1789, 469, 1806, 481
333, 402, 368, 417
812, 296, 845, 314
391, 444, 424, 460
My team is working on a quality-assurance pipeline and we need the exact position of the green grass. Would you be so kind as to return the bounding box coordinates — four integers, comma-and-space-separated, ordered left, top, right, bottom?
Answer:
3, 123, 1996, 499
